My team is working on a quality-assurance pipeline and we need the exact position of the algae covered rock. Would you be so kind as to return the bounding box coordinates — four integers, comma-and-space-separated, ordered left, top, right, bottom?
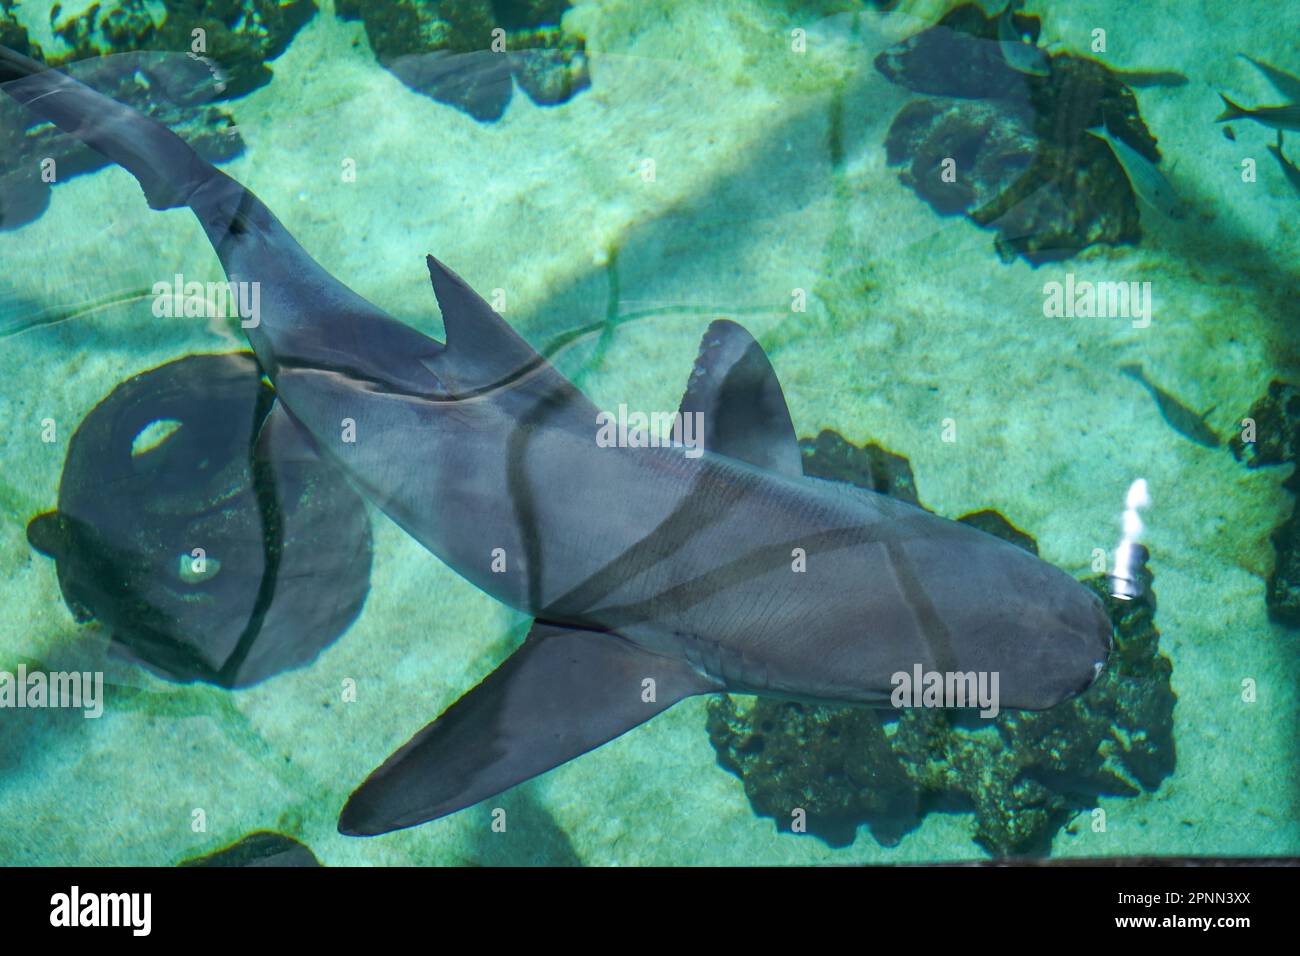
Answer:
0, 5, 245, 230
1230, 381, 1300, 468
875, 2, 1156, 264
1231, 381, 1300, 626
708, 429, 1177, 857
955, 508, 1038, 555
49, 0, 317, 99
707, 696, 920, 847
335, 0, 589, 122
799, 429, 921, 506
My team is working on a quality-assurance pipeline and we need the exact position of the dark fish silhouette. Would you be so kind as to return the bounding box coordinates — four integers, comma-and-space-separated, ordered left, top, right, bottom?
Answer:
1216, 94, 1300, 132
1267, 131, 1300, 197
1238, 54, 1300, 102
1120, 363, 1221, 448
0, 43, 1113, 836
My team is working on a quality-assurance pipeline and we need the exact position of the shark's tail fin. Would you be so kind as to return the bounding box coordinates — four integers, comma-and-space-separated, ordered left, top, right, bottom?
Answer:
0, 44, 218, 211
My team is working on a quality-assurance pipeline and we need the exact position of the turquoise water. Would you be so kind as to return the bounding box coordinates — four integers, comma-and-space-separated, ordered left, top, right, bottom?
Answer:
0, 0, 1297, 865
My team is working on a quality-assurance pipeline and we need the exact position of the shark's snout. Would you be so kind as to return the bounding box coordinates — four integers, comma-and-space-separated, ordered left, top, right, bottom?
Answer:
1058, 588, 1114, 700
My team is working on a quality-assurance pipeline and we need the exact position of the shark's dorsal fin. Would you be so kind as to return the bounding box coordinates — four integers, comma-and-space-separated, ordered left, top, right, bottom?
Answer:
338, 620, 717, 835
424, 255, 555, 397
679, 319, 802, 477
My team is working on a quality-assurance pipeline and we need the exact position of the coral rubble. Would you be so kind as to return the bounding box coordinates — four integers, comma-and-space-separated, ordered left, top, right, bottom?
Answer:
875, 2, 1164, 264
1231, 381, 1300, 626
335, 0, 589, 121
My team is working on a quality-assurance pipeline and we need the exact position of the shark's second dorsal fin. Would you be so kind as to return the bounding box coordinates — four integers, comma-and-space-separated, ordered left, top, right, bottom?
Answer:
425, 255, 554, 397
679, 319, 802, 477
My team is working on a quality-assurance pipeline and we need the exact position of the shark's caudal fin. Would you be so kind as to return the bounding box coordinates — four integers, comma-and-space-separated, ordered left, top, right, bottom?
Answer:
0, 44, 457, 396
339, 621, 716, 835
679, 319, 802, 477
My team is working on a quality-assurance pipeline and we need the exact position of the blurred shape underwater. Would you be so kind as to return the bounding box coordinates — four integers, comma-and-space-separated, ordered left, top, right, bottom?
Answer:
25, 352, 373, 688
0, 48, 243, 231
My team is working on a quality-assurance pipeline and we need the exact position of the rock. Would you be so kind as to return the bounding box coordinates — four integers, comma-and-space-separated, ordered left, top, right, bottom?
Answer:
706, 696, 920, 847
335, 0, 589, 121
180, 830, 321, 866
50, 0, 318, 99
0, 27, 244, 230
956, 509, 1038, 555
875, 3, 1157, 264
27, 353, 373, 688
799, 429, 922, 507
1231, 381, 1300, 626
1231, 380, 1300, 468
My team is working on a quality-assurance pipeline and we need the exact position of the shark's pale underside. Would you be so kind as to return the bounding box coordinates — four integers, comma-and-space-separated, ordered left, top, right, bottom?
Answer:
0, 45, 1112, 836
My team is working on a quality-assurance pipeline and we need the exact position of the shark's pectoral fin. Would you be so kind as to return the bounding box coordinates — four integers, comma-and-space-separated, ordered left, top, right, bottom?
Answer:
338, 621, 717, 836
679, 319, 803, 477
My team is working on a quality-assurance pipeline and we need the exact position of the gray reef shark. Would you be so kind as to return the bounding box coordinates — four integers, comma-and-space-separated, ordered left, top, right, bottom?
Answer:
0, 45, 1112, 836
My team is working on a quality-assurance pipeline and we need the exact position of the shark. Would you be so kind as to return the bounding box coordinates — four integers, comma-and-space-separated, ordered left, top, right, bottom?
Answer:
0, 44, 1113, 836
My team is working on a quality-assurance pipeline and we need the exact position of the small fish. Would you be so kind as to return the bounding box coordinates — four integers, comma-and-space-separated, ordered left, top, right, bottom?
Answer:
1121, 364, 1220, 448
1267, 131, 1300, 196
997, 0, 1050, 77
1087, 125, 1186, 219
1238, 54, 1300, 102
1114, 69, 1189, 89
1216, 94, 1300, 132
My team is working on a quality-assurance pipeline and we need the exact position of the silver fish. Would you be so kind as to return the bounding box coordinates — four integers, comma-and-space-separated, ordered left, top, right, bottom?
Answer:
1120, 364, 1220, 448
1216, 94, 1300, 132
1087, 125, 1186, 220
998, 0, 1050, 77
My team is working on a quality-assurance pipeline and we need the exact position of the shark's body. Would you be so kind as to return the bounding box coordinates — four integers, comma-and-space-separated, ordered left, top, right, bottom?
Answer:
0, 45, 1112, 836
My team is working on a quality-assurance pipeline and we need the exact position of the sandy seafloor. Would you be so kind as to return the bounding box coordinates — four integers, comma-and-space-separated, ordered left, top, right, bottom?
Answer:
0, 0, 1297, 864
